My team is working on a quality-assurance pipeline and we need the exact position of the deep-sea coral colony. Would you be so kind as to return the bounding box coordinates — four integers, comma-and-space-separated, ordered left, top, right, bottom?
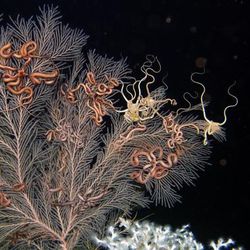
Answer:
95, 217, 239, 250
0, 6, 238, 249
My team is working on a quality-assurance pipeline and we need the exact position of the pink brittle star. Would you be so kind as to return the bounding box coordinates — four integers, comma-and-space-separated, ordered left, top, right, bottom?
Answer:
61, 72, 118, 125
87, 96, 114, 126
0, 41, 59, 105
167, 123, 199, 149
163, 113, 175, 133
114, 123, 147, 148
167, 127, 185, 149
78, 187, 109, 209
130, 146, 171, 184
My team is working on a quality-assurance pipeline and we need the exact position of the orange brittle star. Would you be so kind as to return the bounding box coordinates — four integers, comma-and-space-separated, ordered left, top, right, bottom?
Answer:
0, 41, 59, 105
61, 71, 119, 125
130, 146, 178, 184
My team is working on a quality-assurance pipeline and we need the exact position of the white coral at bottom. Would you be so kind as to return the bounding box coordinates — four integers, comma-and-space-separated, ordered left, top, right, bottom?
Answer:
94, 218, 241, 250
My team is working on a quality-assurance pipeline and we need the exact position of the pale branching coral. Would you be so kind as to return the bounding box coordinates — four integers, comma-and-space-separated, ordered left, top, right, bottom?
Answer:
94, 218, 241, 250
